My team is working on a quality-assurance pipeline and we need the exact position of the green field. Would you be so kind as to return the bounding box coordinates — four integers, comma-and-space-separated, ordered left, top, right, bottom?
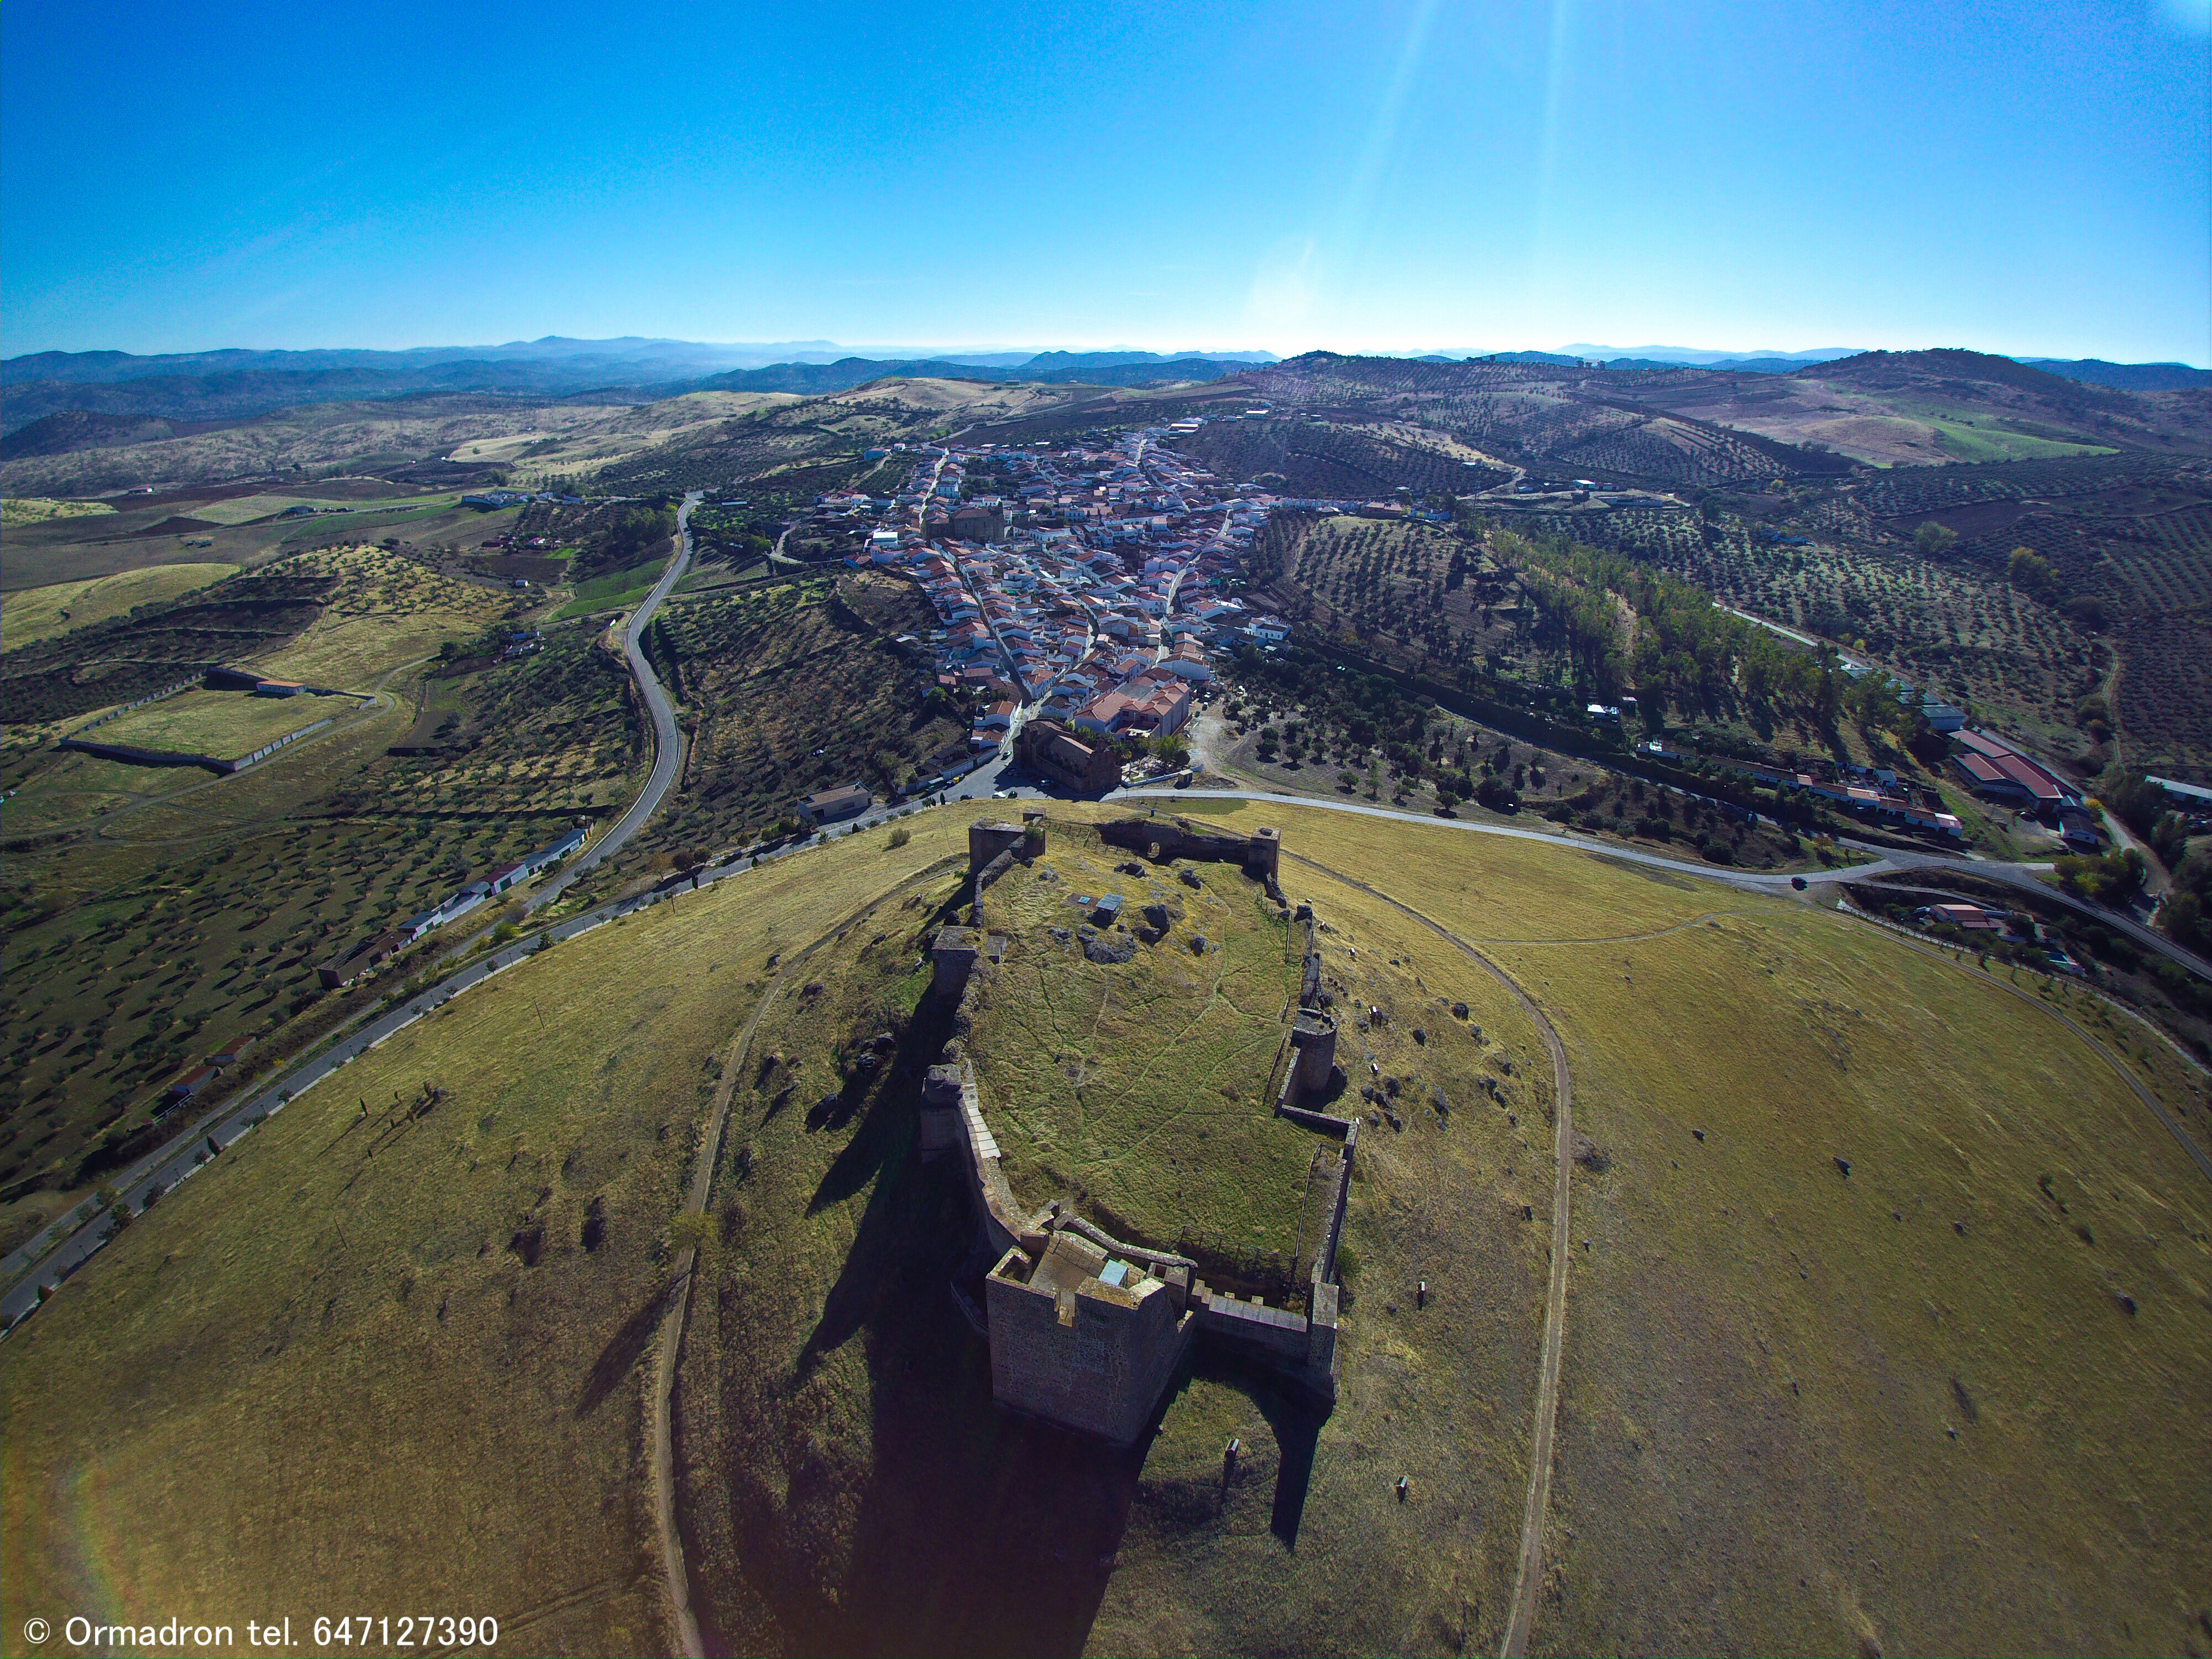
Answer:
964, 830, 1314, 1265
1912, 411, 2120, 465
178, 492, 462, 527
0, 596, 637, 1224
4, 797, 2207, 1657
98, 687, 338, 759
554, 554, 669, 619
2, 562, 236, 652
0, 497, 115, 526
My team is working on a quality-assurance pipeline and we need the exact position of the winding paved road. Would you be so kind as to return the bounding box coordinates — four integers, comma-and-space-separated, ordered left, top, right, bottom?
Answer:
1, 868, 702, 1329
532, 492, 698, 905
1124, 787, 2212, 980
1, 495, 702, 1330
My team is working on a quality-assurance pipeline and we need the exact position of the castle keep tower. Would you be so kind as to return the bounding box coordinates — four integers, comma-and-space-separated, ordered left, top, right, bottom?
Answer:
985, 1233, 1195, 1448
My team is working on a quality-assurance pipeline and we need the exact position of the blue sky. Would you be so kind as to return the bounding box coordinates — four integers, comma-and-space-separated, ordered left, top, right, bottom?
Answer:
3, 0, 2206, 363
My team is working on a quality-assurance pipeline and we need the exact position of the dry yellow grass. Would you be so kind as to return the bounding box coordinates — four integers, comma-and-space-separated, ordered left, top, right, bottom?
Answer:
445, 393, 799, 473
1507, 909, 2212, 1657
676, 828, 1560, 1655
1173, 795, 1726, 941
6, 797, 2205, 1658
1083, 858, 1560, 1657
253, 546, 508, 688
1087, 800, 2212, 1654
178, 494, 430, 527
2, 562, 234, 651
0, 802, 997, 1658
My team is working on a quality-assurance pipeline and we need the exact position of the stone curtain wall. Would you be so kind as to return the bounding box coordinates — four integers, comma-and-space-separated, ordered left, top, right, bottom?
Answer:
60, 716, 334, 775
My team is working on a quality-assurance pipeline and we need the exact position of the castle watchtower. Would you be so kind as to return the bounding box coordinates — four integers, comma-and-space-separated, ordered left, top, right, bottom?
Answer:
968, 820, 1027, 879
931, 926, 981, 999
1247, 826, 1282, 881
1289, 1008, 1338, 1100
919, 1063, 966, 1156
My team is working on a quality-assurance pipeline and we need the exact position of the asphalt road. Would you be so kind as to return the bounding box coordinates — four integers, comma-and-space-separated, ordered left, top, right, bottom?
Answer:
0, 770, 1018, 1333
2, 494, 703, 1331
1, 889, 659, 1329
532, 492, 699, 905
1120, 786, 2212, 980
12, 769, 2197, 1330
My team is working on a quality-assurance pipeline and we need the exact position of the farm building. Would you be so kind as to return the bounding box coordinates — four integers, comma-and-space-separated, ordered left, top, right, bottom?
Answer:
1919, 904, 2007, 933
436, 882, 492, 926
523, 823, 589, 872
801, 784, 873, 825
319, 928, 405, 989
204, 665, 314, 698
2147, 775, 2212, 811
2057, 805, 2104, 851
1921, 696, 1968, 732
1950, 729, 2074, 808
163, 1066, 215, 1107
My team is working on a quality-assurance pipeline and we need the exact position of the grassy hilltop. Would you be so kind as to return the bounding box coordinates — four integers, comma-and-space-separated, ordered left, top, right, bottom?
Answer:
1, 798, 2205, 1657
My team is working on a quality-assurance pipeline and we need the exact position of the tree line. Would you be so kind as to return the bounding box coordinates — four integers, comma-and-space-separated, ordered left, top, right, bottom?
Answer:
1498, 528, 1925, 737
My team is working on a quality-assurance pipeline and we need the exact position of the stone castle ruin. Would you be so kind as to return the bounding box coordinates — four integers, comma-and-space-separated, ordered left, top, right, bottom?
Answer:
926, 815, 1356, 1448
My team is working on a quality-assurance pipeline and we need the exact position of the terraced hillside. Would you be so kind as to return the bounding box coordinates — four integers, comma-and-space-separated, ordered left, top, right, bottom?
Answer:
1847, 457, 2209, 769
1177, 416, 1510, 497
1236, 354, 1862, 490
633, 572, 964, 860
1252, 511, 1516, 674
0, 545, 509, 726
0, 581, 637, 1234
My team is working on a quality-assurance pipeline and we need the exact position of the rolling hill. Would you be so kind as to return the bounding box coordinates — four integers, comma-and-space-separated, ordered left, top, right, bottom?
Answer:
3, 797, 2204, 1657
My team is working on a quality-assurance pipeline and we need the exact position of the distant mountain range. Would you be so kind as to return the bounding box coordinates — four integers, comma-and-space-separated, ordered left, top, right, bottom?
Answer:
1, 335, 2201, 444
0, 340, 1281, 431
2015, 358, 2212, 392
0, 339, 1278, 388
1431, 345, 2211, 388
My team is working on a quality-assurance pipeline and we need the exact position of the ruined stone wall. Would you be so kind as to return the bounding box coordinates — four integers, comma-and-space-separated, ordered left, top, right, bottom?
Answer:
1316, 1118, 1359, 1287
970, 848, 1018, 914
948, 832, 1344, 1419
1098, 817, 1281, 885
930, 1061, 1047, 1259
1194, 1286, 1309, 1359
1061, 1213, 1198, 1277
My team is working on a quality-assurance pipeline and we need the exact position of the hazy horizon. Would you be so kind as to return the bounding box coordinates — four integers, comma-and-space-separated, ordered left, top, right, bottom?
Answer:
7, 337, 2204, 371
